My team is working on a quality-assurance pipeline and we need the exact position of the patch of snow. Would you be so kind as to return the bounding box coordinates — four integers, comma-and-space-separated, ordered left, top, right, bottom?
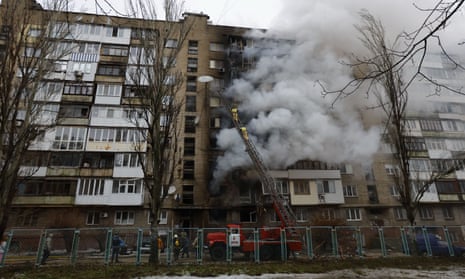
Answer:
139, 267, 465, 279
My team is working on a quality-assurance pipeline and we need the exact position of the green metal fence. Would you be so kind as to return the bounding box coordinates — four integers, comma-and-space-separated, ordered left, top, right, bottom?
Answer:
1, 225, 464, 267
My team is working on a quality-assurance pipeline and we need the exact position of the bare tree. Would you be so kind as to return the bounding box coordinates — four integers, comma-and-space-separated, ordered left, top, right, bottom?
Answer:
350, 11, 465, 228
125, 0, 193, 264
323, 1, 465, 106
0, 0, 73, 239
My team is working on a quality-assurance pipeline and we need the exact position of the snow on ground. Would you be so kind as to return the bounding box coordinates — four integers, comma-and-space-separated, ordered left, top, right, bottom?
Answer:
140, 267, 465, 279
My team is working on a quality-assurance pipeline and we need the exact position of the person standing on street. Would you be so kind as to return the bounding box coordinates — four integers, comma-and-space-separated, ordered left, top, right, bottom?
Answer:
111, 233, 122, 263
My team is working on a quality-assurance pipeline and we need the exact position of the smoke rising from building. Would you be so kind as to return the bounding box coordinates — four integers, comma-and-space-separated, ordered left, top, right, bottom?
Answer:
210, 0, 465, 193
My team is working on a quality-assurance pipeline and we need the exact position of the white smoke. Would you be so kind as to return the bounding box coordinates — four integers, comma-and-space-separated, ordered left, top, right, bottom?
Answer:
210, 0, 465, 190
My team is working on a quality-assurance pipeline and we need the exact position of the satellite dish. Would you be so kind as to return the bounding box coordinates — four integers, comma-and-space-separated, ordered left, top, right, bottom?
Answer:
167, 185, 176, 195
198, 75, 214, 83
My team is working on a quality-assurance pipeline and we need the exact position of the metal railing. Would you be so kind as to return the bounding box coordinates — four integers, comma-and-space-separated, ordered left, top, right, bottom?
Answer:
1, 225, 464, 267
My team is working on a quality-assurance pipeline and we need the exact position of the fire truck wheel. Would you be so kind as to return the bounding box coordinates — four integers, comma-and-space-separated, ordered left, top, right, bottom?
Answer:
259, 245, 273, 261
210, 245, 226, 261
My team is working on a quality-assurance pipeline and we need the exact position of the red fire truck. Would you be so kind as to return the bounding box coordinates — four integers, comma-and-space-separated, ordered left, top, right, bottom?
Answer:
206, 108, 302, 261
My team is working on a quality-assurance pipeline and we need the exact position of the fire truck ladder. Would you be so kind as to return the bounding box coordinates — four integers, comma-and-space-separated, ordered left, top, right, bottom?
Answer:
230, 108, 297, 229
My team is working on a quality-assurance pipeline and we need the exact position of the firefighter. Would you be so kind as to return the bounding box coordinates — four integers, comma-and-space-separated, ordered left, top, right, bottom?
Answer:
240, 127, 248, 140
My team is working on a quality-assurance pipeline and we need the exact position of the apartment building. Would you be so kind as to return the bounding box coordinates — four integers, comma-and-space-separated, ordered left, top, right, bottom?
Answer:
3, 1, 465, 235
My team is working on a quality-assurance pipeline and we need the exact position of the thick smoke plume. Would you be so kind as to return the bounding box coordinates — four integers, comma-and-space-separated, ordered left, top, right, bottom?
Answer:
208, 0, 465, 193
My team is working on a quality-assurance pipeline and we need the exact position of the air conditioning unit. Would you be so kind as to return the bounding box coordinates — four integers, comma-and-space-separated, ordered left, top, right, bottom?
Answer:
218, 68, 225, 73
100, 212, 108, 218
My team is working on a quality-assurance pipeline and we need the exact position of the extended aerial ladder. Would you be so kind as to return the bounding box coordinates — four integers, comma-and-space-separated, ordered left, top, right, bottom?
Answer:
230, 108, 297, 229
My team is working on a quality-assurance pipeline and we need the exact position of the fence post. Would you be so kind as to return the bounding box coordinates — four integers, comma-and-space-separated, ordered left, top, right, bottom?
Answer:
0, 231, 13, 267
104, 229, 113, 265
196, 229, 203, 264
166, 230, 173, 265
378, 227, 387, 257
135, 228, 143, 265
443, 227, 454, 256
253, 228, 260, 263
70, 229, 80, 265
422, 227, 432, 256
36, 230, 47, 267
305, 227, 313, 259
400, 227, 410, 256
226, 228, 232, 263
280, 228, 287, 261
331, 227, 338, 257
356, 227, 363, 258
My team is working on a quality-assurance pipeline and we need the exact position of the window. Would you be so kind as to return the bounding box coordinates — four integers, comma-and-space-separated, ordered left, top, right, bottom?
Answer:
25, 47, 41, 57
63, 82, 93, 96
405, 137, 426, 151
15, 211, 39, 227
436, 181, 457, 193
184, 137, 195, 156
153, 210, 168, 225
295, 208, 308, 222
58, 104, 89, 118
186, 76, 197, 92
240, 209, 257, 222
443, 207, 454, 220
343, 185, 357, 197
394, 207, 407, 220
419, 207, 434, 220
131, 28, 157, 40
53, 61, 68, 72
185, 95, 196, 112
419, 119, 443, 131
78, 179, 105, 196
425, 138, 446, 150
87, 128, 145, 143
96, 83, 122, 97
106, 26, 124, 37
293, 180, 310, 195
209, 42, 225, 52
239, 185, 252, 203
320, 208, 337, 220
182, 185, 194, 204
187, 58, 197, 72
390, 185, 400, 197
77, 42, 99, 54
124, 85, 147, 98
101, 44, 129, 56
52, 126, 86, 150
188, 40, 198, 54
112, 179, 142, 194
97, 64, 125, 76
442, 120, 459, 131
209, 59, 224, 69
86, 211, 100, 225
275, 180, 289, 194
185, 116, 196, 133
183, 160, 195, 179
50, 152, 82, 167
317, 180, 336, 194
72, 62, 92, 74
385, 164, 398, 175
346, 208, 362, 221
115, 211, 135, 225
28, 28, 41, 37
114, 153, 141, 167
165, 39, 178, 48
